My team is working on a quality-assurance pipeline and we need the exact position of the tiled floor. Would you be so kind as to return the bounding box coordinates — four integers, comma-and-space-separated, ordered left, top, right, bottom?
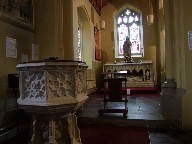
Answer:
77, 93, 192, 144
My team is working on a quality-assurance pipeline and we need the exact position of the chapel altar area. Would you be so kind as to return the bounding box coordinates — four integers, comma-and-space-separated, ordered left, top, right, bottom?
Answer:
103, 61, 154, 87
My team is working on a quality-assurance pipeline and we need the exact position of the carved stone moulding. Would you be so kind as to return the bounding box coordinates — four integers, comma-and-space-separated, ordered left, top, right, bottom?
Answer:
16, 61, 88, 106
16, 60, 88, 144
103, 62, 155, 87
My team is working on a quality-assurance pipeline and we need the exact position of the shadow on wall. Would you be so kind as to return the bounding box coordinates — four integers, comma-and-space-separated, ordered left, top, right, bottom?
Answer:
93, 61, 102, 90
101, 49, 110, 65
0, 74, 18, 128
0, 75, 30, 138
99, 49, 110, 89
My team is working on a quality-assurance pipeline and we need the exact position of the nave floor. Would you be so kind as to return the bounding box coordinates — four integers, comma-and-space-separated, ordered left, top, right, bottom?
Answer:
77, 93, 192, 144
1, 92, 192, 144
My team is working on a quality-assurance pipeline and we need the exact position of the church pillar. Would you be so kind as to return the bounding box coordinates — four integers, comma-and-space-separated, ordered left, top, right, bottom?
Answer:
160, 0, 182, 122
54, 0, 64, 59
63, 0, 74, 60
163, 0, 175, 81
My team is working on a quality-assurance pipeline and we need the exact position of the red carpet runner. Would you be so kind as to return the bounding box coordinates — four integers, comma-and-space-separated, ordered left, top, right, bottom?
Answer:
79, 125, 150, 144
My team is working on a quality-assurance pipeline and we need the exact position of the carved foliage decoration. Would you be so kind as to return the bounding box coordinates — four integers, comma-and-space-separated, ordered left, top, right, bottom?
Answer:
76, 70, 86, 94
21, 70, 76, 101
22, 71, 45, 101
47, 71, 75, 98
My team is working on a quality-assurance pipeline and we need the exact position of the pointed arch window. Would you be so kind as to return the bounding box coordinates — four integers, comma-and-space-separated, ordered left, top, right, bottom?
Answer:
78, 20, 82, 61
115, 6, 144, 58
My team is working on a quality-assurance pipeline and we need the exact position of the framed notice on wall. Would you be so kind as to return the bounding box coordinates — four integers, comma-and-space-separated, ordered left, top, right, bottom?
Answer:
0, 0, 34, 31
32, 44, 39, 60
6, 37, 17, 58
94, 27, 101, 60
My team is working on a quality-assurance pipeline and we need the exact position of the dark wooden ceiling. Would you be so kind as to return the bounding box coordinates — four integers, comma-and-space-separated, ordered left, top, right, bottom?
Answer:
102, 0, 111, 8
89, 0, 112, 15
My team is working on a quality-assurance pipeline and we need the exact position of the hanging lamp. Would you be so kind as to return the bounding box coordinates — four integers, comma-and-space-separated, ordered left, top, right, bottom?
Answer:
101, 20, 105, 29
147, 0, 154, 25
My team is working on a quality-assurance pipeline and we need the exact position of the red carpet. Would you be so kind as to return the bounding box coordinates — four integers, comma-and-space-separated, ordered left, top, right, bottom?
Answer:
78, 125, 150, 144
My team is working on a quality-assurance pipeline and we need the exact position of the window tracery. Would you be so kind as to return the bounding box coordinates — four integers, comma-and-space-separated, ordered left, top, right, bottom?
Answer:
115, 7, 143, 58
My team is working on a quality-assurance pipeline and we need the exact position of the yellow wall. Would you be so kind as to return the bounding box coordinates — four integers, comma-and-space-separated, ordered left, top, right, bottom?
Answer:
75, 0, 102, 68
0, 0, 103, 129
0, 20, 34, 127
182, 0, 192, 129
34, 0, 101, 69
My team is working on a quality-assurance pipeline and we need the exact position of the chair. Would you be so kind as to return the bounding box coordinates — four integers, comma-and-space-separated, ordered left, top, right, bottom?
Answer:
98, 77, 128, 117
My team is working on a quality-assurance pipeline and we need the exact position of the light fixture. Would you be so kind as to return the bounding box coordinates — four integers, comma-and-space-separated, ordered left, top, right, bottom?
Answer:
101, 20, 105, 30
147, 0, 154, 25
147, 15, 154, 25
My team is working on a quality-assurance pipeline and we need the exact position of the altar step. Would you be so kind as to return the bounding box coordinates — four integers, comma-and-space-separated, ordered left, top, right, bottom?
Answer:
98, 87, 160, 96
124, 87, 159, 95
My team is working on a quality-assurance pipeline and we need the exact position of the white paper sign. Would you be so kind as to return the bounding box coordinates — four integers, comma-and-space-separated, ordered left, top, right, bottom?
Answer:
188, 31, 192, 50
6, 37, 17, 58
32, 44, 39, 60
22, 54, 28, 62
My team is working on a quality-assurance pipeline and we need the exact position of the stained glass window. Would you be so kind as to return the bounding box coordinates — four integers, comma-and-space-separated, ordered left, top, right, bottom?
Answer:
115, 8, 143, 58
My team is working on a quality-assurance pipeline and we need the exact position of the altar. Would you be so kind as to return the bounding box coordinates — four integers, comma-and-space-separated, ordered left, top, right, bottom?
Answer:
103, 62, 154, 87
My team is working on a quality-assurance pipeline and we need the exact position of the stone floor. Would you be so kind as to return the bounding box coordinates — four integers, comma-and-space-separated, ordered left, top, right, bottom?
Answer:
1, 92, 192, 144
77, 93, 192, 144
78, 94, 163, 120
149, 129, 192, 144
